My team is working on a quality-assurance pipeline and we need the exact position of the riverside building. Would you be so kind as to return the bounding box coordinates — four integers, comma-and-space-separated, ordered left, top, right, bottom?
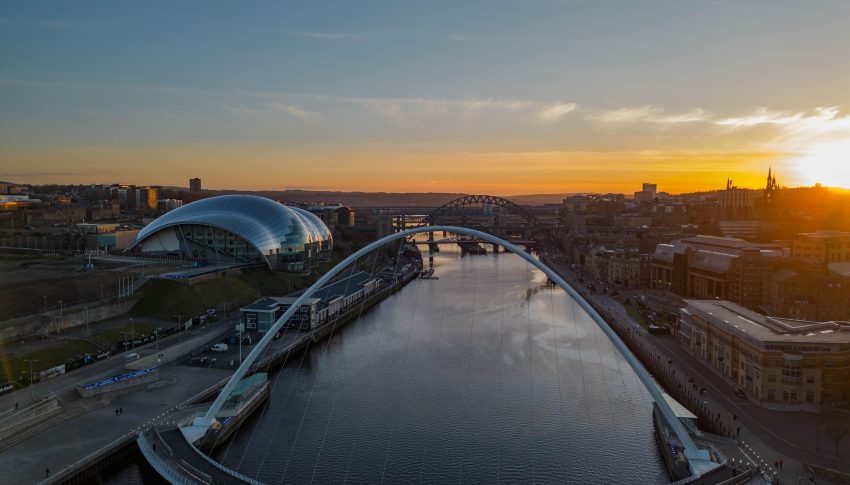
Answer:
678, 300, 850, 406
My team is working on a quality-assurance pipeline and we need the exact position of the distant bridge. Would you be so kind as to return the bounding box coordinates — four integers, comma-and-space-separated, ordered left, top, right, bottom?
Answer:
389, 195, 562, 246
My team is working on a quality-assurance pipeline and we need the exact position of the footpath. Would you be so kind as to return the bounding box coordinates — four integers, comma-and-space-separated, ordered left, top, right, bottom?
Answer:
543, 256, 850, 485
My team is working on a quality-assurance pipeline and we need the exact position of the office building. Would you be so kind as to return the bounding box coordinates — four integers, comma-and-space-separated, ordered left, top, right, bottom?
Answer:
678, 300, 850, 405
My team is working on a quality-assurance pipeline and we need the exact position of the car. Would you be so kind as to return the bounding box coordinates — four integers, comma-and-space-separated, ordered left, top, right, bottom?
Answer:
210, 343, 228, 352
735, 388, 746, 398
647, 324, 668, 335
125, 352, 141, 362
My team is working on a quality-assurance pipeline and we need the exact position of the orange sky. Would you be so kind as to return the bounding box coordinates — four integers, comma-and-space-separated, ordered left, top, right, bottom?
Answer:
0, 143, 826, 195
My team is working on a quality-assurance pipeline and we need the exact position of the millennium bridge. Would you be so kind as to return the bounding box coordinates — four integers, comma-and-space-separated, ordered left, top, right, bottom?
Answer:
136, 223, 728, 484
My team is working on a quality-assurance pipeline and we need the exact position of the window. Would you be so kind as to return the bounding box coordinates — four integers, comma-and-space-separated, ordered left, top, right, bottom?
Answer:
782, 359, 802, 384
806, 375, 815, 384
806, 391, 814, 402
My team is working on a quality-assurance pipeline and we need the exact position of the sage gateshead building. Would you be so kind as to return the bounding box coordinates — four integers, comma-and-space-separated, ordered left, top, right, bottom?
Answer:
127, 195, 332, 271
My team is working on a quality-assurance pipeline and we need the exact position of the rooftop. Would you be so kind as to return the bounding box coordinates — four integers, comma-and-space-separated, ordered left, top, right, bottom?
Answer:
796, 230, 850, 240
241, 271, 381, 313
683, 300, 850, 346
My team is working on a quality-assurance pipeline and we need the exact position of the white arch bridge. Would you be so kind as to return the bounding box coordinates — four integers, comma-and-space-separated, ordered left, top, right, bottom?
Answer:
138, 225, 717, 484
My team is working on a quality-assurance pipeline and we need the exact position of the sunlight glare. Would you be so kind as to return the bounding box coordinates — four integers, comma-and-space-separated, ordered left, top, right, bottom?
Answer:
791, 138, 850, 188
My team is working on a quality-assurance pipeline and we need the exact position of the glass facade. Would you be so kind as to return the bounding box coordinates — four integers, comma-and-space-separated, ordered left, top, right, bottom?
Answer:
129, 195, 332, 271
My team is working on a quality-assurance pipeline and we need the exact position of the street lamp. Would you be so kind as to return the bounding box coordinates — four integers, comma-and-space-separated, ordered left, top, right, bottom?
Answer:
24, 359, 38, 401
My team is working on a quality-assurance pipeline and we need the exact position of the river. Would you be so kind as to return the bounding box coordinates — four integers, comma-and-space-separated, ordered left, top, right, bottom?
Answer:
108, 243, 667, 484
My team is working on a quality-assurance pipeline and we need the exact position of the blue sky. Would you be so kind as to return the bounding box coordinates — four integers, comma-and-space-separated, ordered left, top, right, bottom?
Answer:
2, 1, 849, 192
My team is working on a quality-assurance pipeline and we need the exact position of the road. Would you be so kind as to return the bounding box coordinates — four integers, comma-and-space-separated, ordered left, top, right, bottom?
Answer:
0, 318, 235, 410
542, 255, 849, 484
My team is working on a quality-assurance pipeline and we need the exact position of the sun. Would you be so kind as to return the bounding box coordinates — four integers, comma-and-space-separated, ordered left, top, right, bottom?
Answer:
790, 139, 850, 188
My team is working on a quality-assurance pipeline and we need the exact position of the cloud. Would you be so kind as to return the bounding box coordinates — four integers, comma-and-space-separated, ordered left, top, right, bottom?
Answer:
590, 106, 708, 124
715, 107, 805, 127
538, 103, 577, 121
282, 29, 362, 41
713, 106, 850, 148
267, 103, 322, 122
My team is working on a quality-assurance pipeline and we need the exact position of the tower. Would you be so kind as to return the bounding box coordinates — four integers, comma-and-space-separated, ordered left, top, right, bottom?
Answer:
764, 168, 778, 206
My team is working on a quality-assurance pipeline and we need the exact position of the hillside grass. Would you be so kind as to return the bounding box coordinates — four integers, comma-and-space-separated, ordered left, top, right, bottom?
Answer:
0, 322, 155, 384
128, 242, 360, 321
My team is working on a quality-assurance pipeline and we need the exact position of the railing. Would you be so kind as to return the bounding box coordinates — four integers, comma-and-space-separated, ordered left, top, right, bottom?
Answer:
186, 436, 264, 485
137, 431, 208, 485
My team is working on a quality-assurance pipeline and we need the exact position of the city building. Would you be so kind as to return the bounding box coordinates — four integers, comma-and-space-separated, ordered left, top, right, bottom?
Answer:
678, 300, 850, 405
156, 199, 183, 213
717, 179, 759, 240
140, 186, 159, 211
634, 182, 657, 203
189, 178, 202, 192
651, 235, 788, 304
240, 271, 382, 331
763, 261, 850, 321
792, 230, 850, 263
128, 195, 332, 271
301, 204, 356, 228
587, 245, 646, 288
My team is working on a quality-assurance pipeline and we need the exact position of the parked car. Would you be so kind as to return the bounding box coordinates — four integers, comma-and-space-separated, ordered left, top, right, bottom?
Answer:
210, 343, 228, 352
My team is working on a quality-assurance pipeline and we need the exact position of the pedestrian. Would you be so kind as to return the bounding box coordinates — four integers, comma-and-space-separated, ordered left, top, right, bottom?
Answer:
120, 407, 123, 415
775, 460, 779, 469
115, 408, 119, 416
780, 459, 783, 469
45, 468, 49, 477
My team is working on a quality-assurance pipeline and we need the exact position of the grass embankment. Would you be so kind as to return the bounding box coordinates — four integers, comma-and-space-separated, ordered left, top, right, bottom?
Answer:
0, 322, 153, 385
128, 241, 362, 321
621, 300, 648, 327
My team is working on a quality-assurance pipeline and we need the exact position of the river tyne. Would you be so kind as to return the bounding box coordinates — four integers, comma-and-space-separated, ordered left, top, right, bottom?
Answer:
110, 243, 667, 484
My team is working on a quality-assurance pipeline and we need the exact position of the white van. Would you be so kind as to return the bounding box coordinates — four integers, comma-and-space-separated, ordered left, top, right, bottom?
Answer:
210, 343, 228, 352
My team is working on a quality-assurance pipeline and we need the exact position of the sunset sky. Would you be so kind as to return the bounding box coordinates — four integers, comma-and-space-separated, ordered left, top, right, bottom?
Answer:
1, 1, 849, 194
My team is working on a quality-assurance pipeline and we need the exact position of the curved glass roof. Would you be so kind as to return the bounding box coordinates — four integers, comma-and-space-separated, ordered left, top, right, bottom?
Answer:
131, 195, 332, 265
290, 207, 333, 245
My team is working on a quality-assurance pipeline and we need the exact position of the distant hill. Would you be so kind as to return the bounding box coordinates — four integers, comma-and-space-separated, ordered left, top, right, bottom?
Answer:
210, 189, 576, 207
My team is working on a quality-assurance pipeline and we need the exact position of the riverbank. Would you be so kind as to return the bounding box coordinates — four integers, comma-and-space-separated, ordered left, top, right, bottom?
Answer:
34, 265, 421, 485
541, 254, 850, 484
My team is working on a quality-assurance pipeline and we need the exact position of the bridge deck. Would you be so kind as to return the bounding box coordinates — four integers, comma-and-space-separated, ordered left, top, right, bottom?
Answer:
139, 428, 257, 485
